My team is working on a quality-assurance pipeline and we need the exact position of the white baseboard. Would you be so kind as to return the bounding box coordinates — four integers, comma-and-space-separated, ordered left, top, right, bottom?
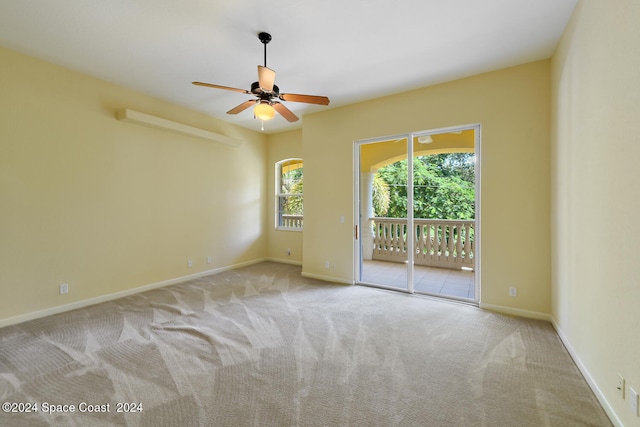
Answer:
478, 302, 552, 322
0, 258, 268, 328
550, 318, 623, 427
265, 257, 302, 266
301, 271, 353, 285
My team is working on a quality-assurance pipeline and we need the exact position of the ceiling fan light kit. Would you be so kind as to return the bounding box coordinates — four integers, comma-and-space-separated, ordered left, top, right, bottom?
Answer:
192, 32, 329, 129
254, 101, 275, 120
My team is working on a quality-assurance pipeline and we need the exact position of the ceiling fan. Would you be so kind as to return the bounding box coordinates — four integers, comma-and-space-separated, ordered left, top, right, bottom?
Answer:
192, 32, 330, 124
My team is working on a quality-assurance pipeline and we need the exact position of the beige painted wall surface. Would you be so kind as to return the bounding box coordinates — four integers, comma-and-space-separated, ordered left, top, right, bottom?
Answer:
303, 60, 551, 314
551, 1, 640, 425
267, 129, 303, 264
0, 46, 267, 324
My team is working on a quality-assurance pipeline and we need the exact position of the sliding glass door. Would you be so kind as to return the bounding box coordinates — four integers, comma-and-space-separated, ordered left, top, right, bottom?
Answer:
355, 126, 479, 303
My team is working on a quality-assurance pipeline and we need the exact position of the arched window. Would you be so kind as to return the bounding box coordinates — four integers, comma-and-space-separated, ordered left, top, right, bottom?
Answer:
276, 158, 303, 230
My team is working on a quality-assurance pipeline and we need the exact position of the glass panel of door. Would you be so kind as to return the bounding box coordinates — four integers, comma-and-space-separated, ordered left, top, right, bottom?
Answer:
359, 136, 409, 292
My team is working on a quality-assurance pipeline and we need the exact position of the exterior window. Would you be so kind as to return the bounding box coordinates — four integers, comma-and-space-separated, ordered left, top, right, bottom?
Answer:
276, 158, 303, 230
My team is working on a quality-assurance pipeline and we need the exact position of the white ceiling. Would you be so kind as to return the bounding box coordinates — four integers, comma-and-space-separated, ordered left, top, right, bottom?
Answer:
0, 0, 578, 134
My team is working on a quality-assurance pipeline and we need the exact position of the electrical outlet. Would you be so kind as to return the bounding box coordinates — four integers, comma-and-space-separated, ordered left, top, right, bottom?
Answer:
325, 261, 330, 269
509, 287, 517, 297
59, 283, 69, 295
630, 387, 639, 417
206, 256, 212, 264
617, 374, 625, 399
188, 260, 193, 268
287, 248, 291, 256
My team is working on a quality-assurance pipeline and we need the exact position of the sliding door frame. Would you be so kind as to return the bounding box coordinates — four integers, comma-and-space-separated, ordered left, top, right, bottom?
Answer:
353, 123, 481, 303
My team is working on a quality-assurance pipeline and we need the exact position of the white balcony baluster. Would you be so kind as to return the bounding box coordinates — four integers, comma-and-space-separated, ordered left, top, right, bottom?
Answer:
370, 218, 474, 269
281, 214, 303, 229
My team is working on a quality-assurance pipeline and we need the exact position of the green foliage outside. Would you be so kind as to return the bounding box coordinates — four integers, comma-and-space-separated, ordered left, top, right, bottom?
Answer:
282, 168, 303, 215
372, 173, 390, 216
373, 153, 475, 220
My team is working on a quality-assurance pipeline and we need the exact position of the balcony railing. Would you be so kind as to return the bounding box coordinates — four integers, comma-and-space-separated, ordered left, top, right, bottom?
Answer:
281, 214, 303, 229
370, 217, 474, 269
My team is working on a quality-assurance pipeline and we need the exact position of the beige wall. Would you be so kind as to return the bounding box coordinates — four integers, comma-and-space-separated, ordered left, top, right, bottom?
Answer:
0, 46, 268, 324
551, 1, 640, 425
2, 47, 553, 322
302, 60, 552, 314
267, 129, 303, 264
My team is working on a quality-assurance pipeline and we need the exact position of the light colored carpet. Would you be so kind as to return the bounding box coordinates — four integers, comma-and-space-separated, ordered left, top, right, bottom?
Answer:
0, 262, 611, 426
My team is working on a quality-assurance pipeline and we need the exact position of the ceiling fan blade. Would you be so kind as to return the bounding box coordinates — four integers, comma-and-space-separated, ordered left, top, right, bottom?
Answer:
279, 93, 330, 105
272, 102, 299, 122
192, 81, 250, 94
227, 100, 257, 115
258, 65, 276, 92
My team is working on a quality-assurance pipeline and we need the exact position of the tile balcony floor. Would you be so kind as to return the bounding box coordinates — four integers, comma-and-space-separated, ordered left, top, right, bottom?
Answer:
361, 260, 476, 300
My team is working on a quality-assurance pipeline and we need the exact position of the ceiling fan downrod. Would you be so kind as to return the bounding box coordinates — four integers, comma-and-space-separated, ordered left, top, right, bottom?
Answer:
258, 32, 271, 67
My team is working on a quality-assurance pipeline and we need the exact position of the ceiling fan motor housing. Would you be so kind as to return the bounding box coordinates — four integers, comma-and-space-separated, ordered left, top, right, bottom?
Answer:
251, 81, 279, 99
